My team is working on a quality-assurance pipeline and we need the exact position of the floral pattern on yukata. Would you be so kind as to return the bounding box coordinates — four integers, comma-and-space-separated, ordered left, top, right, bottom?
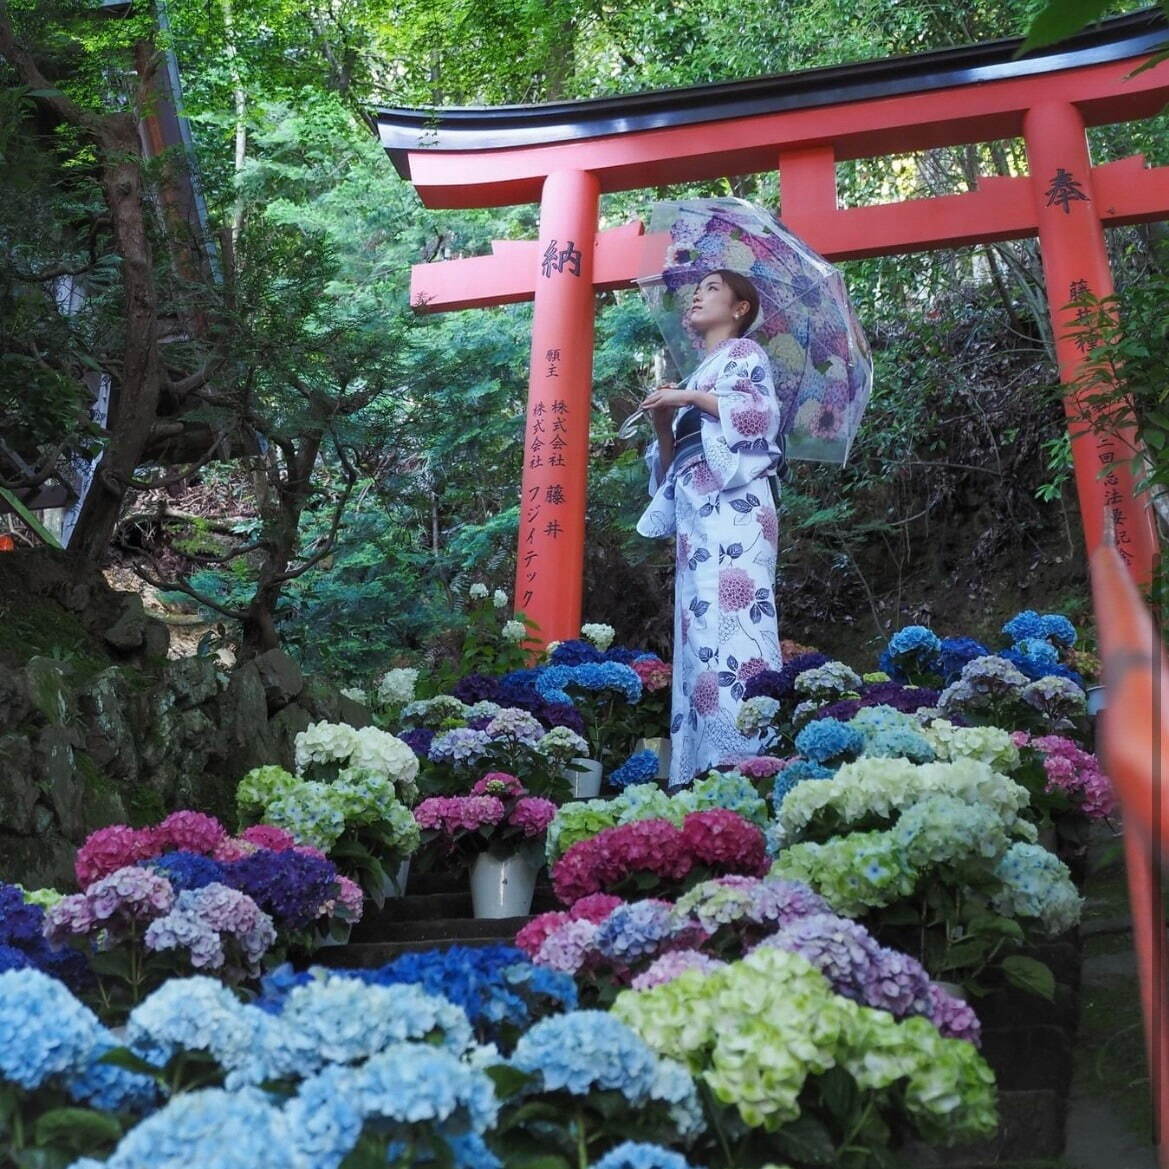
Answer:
636, 336, 789, 787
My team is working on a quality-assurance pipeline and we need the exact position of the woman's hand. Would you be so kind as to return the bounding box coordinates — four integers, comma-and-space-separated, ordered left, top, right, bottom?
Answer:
639, 383, 692, 416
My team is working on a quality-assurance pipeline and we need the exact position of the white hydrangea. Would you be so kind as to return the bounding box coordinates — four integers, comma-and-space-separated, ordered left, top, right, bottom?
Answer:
376, 667, 418, 707
400, 695, 469, 728
339, 687, 368, 705
735, 696, 781, 734
794, 661, 862, 698
581, 623, 616, 652
468, 582, 489, 600
493, 589, 509, 609
544, 641, 562, 661
348, 726, 421, 786
465, 700, 504, 721
501, 619, 526, 643
534, 726, 590, 763
295, 721, 361, 771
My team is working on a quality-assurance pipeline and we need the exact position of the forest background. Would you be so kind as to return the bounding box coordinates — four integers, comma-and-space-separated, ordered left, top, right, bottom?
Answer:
3, 0, 1169, 686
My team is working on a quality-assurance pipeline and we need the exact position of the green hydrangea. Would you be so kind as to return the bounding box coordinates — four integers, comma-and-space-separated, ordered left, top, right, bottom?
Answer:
770, 832, 917, 916
236, 765, 300, 815
614, 947, 997, 1142
679, 771, 769, 828
545, 803, 621, 863
991, 843, 1082, 935
920, 719, 1020, 772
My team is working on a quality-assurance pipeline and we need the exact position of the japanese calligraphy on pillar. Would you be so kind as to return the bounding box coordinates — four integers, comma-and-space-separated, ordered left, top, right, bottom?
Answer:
1044, 168, 1089, 214
520, 395, 572, 610
540, 241, 583, 278
1067, 278, 1095, 354
1096, 436, 1134, 567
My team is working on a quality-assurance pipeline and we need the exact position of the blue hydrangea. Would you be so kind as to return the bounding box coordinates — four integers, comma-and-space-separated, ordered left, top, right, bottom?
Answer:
864, 728, 936, 763
594, 902, 676, 964
771, 761, 835, 811
1041, 614, 1078, 647
0, 968, 103, 1089
1012, 637, 1059, 665
888, 624, 942, 657
0, 943, 32, 975
998, 648, 1068, 683
65, 1038, 159, 1113
938, 637, 991, 683
347, 1043, 499, 1132
92, 1086, 299, 1169
685, 771, 769, 827
609, 750, 660, 790
590, 1143, 698, 1169
127, 977, 298, 1089
794, 718, 863, 764
149, 851, 227, 892
279, 977, 474, 1065
222, 848, 338, 932
549, 639, 605, 666
352, 945, 576, 1040
283, 1063, 364, 1169
1002, 609, 1047, 642
511, 1011, 658, 1098
571, 662, 644, 703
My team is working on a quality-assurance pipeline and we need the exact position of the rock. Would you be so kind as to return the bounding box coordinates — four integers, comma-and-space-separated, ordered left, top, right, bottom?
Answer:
167, 656, 221, 709
0, 664, 32, 727
267, 704, 313, 768
253, 649, 304, 712
25, 657, 73, 725
34, 724, 85, 839
337, 693, 372, 729
0, 735, 38, 834
103, 593, 148, 651
77, 668, 138, 778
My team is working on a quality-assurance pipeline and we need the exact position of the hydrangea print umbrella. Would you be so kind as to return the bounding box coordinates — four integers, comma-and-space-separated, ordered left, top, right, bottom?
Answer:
635, 197, 873, 465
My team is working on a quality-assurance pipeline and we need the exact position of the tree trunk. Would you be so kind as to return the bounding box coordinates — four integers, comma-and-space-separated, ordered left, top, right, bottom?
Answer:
69, 128, 163, 564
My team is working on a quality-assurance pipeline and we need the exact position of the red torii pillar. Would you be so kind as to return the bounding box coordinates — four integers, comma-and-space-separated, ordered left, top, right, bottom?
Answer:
516, 170, 600, 643
1023, 101, 1159, 582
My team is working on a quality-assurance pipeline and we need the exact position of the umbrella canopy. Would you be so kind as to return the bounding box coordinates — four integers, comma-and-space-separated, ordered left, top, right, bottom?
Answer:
635, 197, 873, 465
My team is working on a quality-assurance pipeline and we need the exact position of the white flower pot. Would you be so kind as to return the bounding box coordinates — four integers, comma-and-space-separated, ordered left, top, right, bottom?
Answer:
312, 919, 354, 948
1086, 685, 1106, 717
635, 737, 671, 781
379, 858, 411, 900
470, 851, 537, 918
564, 757, 603, 799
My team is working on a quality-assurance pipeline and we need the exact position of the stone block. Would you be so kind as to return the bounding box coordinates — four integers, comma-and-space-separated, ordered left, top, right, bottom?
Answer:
103, 593, 148, 651
253, 649, 304, 712
0, 665, 32, 727
0, 735, 38, 835
167, 656, 221, 709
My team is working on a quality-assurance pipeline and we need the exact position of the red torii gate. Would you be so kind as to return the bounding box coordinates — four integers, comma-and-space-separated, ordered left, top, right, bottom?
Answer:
376, 11, 1169, 645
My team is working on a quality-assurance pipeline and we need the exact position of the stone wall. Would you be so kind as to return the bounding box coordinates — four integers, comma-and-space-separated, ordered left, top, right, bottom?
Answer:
0, 549, 367, 889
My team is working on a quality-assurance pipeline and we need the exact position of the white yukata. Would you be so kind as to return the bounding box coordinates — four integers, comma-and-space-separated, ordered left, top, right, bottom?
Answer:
637, 336, 790, 788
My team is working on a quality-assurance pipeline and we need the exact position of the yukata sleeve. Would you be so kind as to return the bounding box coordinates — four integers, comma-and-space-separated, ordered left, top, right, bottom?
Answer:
699, 343, 782, 492
644, 437, 666, 497
635, 436, 677, 538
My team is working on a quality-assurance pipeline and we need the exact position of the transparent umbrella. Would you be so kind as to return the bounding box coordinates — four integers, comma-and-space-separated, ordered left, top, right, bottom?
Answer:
634, 196, 873, 465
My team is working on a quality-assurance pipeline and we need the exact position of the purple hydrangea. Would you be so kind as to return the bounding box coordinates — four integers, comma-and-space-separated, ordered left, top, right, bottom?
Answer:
927, 982, 983, 1046
742, 653, 832, 703
399, 727, 435, 758
761, 913, 881, 1003
222, 849, 337, 932
451, 673, 501, 704
865, 947, 932, 1018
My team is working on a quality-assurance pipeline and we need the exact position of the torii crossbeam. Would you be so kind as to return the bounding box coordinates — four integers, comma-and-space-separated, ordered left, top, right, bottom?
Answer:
376, 10, 1169, 645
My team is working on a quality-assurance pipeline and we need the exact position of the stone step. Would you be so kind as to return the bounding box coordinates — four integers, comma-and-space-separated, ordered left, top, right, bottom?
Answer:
315, 915, 536, 968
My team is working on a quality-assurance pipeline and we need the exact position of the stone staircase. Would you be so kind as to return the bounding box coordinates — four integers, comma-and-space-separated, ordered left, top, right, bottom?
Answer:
314, 868, 559, 968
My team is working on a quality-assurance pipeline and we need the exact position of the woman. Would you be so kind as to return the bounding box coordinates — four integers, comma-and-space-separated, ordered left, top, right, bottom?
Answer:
636, 269, 790, 787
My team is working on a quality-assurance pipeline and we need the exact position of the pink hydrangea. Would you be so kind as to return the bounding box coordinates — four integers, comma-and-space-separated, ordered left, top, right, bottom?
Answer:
631, 658, 672, 692
414, 795, 506, 836
74, 824, 158, 887
552, 819, 691, 905
1025, 734, 1117, 819
470, 772, 526, 798
718, 567, 755, 611
730, 406, 770, 437
631, 949, 726, 991
757, 507, 778, 548
678, 809, 768, 876
515, 911, 571, 957
43, 893, 96, 945
55, 865, 176, 941
212, 837, 259, 863
509, 797, 557, 838
240, 825, 298, 852
154, 811, 227, 855
292, 844, 330, 862
737, 755, 786, 779
320, 875, 365, 924
569, 893, 624, 923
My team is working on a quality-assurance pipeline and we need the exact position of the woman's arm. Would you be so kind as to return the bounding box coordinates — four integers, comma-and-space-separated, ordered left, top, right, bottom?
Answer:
683, 390, 720, 419
652, 410, 676, 477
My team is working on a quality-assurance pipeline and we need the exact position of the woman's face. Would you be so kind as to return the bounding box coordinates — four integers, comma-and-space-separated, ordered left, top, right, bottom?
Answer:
688, 274, 749, 335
